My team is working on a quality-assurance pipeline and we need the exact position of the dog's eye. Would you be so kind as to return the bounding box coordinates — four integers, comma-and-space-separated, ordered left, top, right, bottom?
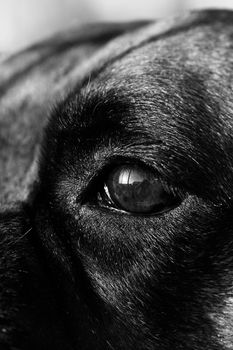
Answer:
98, 165, 182, 215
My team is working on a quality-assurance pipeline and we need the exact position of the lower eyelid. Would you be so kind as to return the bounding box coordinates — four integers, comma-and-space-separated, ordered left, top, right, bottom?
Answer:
84, 199, 184, 218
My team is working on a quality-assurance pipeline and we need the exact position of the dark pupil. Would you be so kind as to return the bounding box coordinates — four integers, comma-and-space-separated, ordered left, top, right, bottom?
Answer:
107, 165, 171, 213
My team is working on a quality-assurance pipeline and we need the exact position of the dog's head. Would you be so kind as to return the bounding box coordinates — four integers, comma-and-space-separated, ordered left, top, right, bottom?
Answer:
31, 10, 233, 350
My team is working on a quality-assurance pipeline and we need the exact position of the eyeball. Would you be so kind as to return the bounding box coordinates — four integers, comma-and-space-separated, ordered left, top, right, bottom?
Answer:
100, 164, 181, 215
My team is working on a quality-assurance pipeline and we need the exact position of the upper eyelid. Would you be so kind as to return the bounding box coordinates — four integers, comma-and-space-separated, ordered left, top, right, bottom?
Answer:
84, 154, 158, 188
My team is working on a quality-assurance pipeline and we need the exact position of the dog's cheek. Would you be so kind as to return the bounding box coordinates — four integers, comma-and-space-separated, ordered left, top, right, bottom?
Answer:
52, 198, 190, 307
51, 204, 180, 348
51, 202, 174, 303
60, 199, 233, 344
34, 184, 233, 350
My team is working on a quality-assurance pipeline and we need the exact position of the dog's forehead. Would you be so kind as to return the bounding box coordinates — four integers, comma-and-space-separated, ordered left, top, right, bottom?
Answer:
49, 15, 233, 203
60, 10, 233, 140
85, 21, 233, 128
77, 27, 232, 146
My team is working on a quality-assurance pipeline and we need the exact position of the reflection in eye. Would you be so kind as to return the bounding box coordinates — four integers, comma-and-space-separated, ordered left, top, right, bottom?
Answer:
100, 164, 182, 215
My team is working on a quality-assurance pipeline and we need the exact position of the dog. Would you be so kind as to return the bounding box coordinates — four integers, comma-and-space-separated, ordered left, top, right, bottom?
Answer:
1, 9, 233, 350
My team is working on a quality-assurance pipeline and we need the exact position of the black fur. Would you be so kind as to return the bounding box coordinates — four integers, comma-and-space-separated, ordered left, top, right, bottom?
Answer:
1, 9, 233, 350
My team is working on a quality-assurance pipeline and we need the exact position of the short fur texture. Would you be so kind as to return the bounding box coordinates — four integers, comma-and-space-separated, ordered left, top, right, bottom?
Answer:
1, 10, 233, 350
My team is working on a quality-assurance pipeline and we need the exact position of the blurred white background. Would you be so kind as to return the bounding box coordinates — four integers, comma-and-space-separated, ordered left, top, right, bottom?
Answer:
1, 0, 233, 52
